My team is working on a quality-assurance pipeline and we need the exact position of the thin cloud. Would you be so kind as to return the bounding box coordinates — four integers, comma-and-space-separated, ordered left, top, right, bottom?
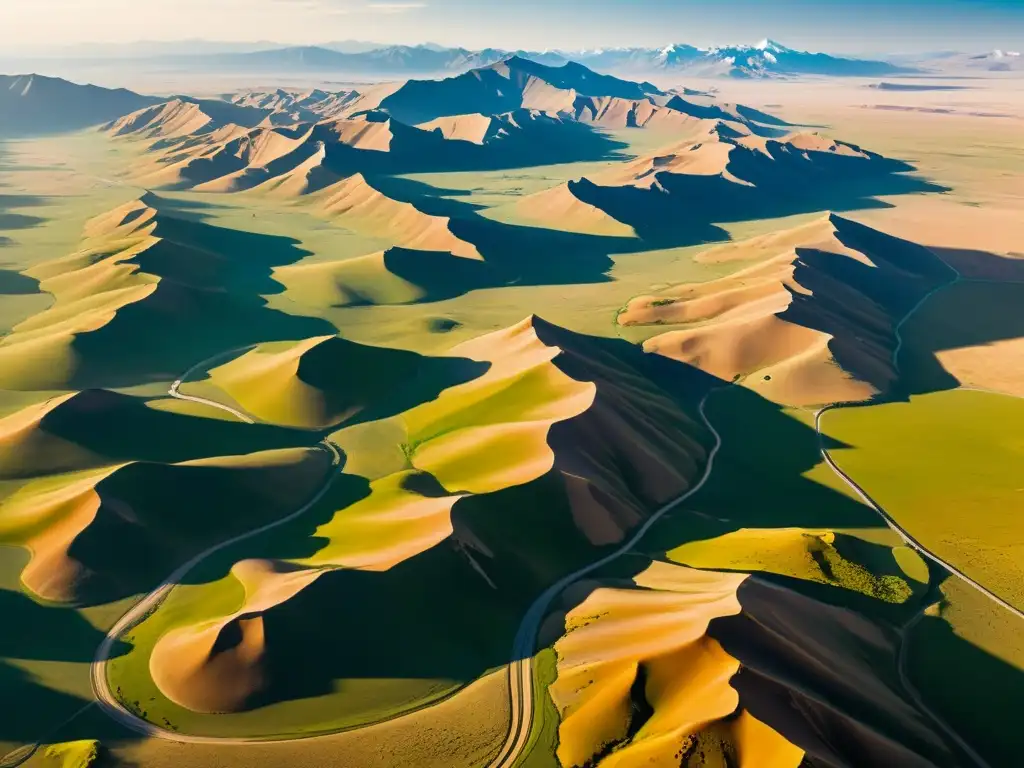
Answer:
365, 2, 427, 13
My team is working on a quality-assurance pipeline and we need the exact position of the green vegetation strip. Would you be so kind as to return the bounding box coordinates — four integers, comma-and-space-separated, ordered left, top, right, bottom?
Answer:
823, 389, 1024, 612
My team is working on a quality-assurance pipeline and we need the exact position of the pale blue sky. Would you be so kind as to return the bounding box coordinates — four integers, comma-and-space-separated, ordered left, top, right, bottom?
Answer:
1, 0, 1020, 53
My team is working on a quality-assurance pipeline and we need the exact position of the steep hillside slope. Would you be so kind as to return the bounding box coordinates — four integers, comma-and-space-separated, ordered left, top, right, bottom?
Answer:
0, 74, 159, 136
106, 317, 712, 730
516, 125, 923, 242
0, 195, 329, 390
620, 214, 953, 405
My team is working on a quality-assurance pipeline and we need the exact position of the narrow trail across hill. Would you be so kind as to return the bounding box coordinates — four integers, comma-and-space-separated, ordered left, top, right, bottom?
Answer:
493, 249, 1021, 767
815, 255, 1024, 623
897, 607, 994, 768
167, 346, 258, 423
88, 353, 345, 744
487, 390, 725, 768
813, 253, 1023, 767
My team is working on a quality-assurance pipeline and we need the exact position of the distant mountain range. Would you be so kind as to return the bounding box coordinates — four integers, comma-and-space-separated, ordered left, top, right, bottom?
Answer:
4, 40, 1021, 95
154, 39, 912, 78
0, 73, 160, 137
4, 39, 913, 79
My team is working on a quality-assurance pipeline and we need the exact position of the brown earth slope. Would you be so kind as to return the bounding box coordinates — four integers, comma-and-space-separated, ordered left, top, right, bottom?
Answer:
620, 214, 952, 405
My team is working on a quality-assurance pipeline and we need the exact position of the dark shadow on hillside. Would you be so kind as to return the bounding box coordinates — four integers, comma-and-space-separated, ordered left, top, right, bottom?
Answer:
0, 74, 159, 138
0, 662, 93, 747
713, 577, 972, 768
0, 213, 45, 231
140, 207, 314, 296
0, 269, 38, 295
0, 194, 51, 210
62, 447, 341, 605
931, 246, 1024, 282
0, 388, 323, 482
0, 237, 13, 248
889, 251, 1024, 398
631, 160, 946, 235
310, 117, 631, 176
905, 613, 1024, 766
0, 588, 127, 663
3, 193, 339, 391
364, 175, 487, 218
282, 337, 492, 431
651, 384, 885, 536
360, 176, 725, 288
65, 283, 334, 391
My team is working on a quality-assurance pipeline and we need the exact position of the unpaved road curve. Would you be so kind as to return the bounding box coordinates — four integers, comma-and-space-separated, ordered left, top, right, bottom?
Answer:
487, 391, 724, 767
89, 353, 344, 744
815, 254, 1023, 623
816, 408, 1024, 623
896, 609, 993, 768
815, 258, 1020, 768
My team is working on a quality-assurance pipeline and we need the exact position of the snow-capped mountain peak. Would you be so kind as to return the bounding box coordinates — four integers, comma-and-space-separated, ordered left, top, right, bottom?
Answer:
754, 38, 789, 53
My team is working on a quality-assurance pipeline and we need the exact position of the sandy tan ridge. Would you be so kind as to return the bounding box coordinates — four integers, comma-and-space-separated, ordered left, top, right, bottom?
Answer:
621, 214, 951, 405
146, 316, 710, 714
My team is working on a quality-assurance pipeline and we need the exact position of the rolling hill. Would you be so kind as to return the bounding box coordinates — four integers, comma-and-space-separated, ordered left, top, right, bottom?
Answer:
0, 195, 330, 390
0, 74, 159, 136
516, 124, 926, 244
106, 316, 714, 727
620, 214, 954, 405
551, 560, 964, 767
109, 102, 626, 191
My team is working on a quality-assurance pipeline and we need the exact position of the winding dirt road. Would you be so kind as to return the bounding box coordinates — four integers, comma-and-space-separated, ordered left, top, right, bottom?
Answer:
487, 391, 724, 767
813, 256, 1022, 768
816, 408, 1024, 623
89, 353, 344, 743
815, 256, 1023, 622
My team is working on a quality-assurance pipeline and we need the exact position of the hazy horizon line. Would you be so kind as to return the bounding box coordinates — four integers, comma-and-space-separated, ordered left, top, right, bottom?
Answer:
2, 36, 1011, 59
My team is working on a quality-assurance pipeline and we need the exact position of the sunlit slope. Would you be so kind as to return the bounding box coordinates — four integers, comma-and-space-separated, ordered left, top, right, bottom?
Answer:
104, 99, 219, 141
311, 173, 482, 258
0, 195, 329, 390
106, 318, 711, 733
620, 215, 953, 405
514, 124, 927, 242
272, 246, 496, 309
105, 95, 273, 134
373, 56, 780, 133
203, 333, 485, 429
550, 559, 964, 767
0, 445, 330, 604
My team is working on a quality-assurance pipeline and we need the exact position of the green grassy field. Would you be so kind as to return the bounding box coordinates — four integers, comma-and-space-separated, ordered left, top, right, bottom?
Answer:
907, 577, 1024, 766
898, 279, 1024, 396
823, 389, 1024, 611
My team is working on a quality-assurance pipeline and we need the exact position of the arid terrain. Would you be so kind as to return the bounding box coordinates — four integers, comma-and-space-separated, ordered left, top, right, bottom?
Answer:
1, 40, 1023, 768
